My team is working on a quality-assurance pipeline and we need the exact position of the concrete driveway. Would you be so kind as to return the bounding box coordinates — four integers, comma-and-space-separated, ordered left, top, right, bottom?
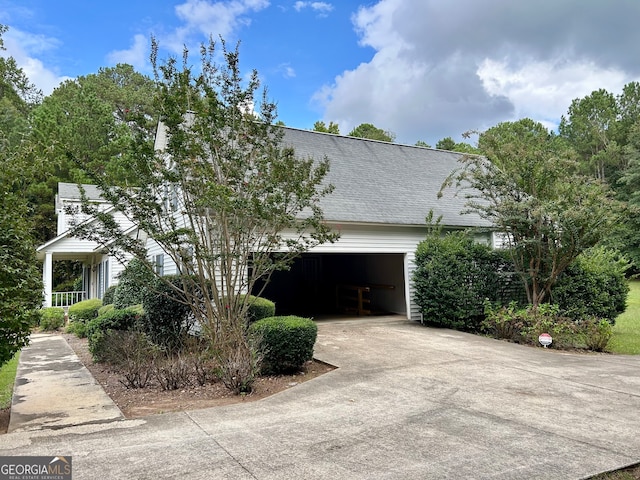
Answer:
1, 317, 640, 479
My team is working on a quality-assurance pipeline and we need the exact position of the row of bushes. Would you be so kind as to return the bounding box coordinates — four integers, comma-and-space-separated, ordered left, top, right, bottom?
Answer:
413, 230, 629, 351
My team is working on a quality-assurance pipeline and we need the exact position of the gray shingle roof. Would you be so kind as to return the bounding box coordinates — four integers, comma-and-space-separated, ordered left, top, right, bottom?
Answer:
280, 127, 487, 228
57, 182, 104, 201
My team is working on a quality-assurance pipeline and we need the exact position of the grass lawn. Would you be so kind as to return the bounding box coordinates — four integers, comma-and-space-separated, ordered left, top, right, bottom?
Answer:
0, 353, 19, 409
608, 280, 640, 355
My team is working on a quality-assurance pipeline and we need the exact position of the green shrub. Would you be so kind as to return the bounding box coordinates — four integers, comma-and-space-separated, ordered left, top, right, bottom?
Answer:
87, 307, 144, 362
249, 316, 317, 374
142, 275, 194, 351
68, 298, 103, 323
581, 317, 613, 352
39, 307, 65, 331
517, 304, 580, 349
483, 302, 612, 351
413, 230, 521, 331
113, 258, 155, 310
66, 321, 87, 338
552, 246, 630, 324
102, 285, 117, 305
239, 295, 276, 324
97, 304, 115, 316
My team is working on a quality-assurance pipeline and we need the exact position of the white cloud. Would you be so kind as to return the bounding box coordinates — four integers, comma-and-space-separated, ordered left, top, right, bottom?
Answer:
1, 28, 70, 95
293, 2, 333, 15
477, 57, 630, 130
164, 0, 270, 52
106, 34, 149, 71
314, 0, 640, 145
278, 63, 296, 78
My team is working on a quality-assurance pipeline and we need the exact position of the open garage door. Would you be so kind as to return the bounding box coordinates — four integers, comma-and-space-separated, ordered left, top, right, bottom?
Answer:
252, 253, 407, 318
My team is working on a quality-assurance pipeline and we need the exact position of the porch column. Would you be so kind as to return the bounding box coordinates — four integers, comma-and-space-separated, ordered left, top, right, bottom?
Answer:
43, 251, 53, 308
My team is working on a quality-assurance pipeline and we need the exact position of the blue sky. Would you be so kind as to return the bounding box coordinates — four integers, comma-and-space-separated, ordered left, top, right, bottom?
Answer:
3, 0, 640, 146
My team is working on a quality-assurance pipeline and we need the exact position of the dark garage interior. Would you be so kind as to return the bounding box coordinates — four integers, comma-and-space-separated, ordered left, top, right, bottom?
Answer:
252, 253, 407, 318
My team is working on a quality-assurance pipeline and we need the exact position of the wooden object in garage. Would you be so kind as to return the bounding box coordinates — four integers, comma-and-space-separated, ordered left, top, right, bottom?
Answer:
335, 284, 395, 316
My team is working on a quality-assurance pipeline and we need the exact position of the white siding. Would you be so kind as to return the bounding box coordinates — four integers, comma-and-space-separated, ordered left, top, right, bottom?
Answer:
145, 239, 178, 276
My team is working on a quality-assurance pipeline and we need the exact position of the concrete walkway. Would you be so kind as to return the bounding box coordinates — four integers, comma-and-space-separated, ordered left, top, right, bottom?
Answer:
8, 333, 123, 433
2, 318, 640, 479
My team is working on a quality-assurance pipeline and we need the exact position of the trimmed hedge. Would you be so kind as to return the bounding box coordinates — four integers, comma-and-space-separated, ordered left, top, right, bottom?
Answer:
552, 246, 630, 324
39, 307, 65, 331
249, 316, 317, 374
68, 298, 103, 323
97, 304, 115, 316
240, 295, 276, 324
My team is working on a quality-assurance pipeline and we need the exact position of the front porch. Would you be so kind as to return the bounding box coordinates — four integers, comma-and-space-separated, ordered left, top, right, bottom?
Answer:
37, 243, 121, 308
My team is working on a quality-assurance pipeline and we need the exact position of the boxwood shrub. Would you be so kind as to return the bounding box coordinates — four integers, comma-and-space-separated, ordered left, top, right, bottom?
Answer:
66, 321, 87, 338
249, 316, 317, 374
68, 298, 103, 323
239, 295, 276, 324
39, 307, 65, 331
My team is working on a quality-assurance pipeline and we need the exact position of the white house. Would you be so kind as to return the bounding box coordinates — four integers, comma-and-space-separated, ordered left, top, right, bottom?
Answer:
35, 183, 136, 307
36, 126, 490, 319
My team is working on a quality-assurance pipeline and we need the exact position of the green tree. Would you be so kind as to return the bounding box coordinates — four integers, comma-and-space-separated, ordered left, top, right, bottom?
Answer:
72, 38, 338, 392
0, 25, 42, 114
28, 64, 158, 242
617, 82, 640, 145
313, 121, 339, 134
414, 140, 432, 148
0, 180, 42, 365
436, 136, 480, 154
348, 123, 395, 142
441, 119, 618, 309
559, 88, 621, 183
0, 24, 42, 167
0, 26, 43, 364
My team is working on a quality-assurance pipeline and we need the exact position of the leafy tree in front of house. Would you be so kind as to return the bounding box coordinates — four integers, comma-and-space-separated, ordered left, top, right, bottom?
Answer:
71, 37, 338, 393
441, 119, 619, 310
348, 123, 395, 142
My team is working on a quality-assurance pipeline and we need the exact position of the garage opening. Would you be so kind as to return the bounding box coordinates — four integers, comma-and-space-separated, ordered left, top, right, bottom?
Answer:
252, 253, 407, 318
